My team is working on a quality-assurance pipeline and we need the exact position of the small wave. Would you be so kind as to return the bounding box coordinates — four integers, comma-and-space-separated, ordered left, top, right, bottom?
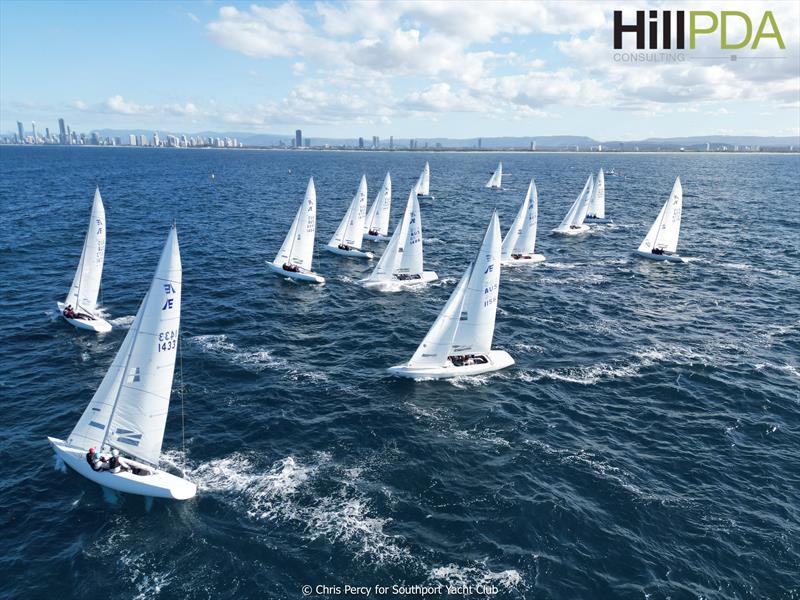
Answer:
191, 334, 288, 373
423, 237, 445, 245
109, 314, 135, 328
429, 562, 523, 594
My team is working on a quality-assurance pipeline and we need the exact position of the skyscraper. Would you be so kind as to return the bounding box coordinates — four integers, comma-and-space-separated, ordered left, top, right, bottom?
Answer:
129, 134, 137, 146
58, 118, 67, 144
153, 132, 160, 147
358, 137, 364, 148
389, 136, 393, 150
17, 121, 24, 143
31, 121, 37, 143
295, 129, 302, 148
372, 135, 379, 148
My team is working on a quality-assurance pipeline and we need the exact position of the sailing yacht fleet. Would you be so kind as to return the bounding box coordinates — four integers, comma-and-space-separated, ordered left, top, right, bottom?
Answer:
52, 163, 688, 500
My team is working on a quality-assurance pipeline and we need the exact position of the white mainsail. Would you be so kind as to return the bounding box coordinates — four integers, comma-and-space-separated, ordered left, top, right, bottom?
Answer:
367, 189, 424, 281
586, 168, 605, 219
407, 212, 501, 367
416, 162, 430, 196
364, 172, 392, 236
68, 225, 181, 466
329, 175, 368, 249
274, 178, 317, 269
486, 163, 503, 188
65, 187, 106, 314
502, 180, 540, 259
638, 177, 683, 254
554, 174, 593, 231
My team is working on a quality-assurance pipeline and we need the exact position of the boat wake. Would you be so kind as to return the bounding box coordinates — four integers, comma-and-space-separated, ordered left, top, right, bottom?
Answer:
429, 561, 524, 595
109, 314, 135, 328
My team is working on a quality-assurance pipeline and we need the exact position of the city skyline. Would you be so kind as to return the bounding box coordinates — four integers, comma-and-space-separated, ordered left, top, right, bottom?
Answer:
1, 1, 798, 141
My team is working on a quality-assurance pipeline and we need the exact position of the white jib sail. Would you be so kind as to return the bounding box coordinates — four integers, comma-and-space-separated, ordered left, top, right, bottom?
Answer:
67, 225, 181, 466
555, 175, 592, 230
66, 187, 106, 314
274, 178, 317, 269
416, 162, 430, 196
407, 212, 502, 368
573, 174, 595, 226
364, 172, 392, 235
329, 175, 368, 249
367, 189, 424, 281
638, 177, 683, 254
587, 168, 605, 218
486, 163, 503, 188
501, 181, 532, 261
515, 179, 539, 254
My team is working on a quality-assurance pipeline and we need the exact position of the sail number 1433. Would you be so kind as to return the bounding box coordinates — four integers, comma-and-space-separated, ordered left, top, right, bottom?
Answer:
157, 329, 178, 352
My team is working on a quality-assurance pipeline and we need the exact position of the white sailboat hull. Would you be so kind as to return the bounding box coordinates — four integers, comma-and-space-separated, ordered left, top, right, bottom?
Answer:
584, 216, 613, 224
363, 233, 391, 242
358, 271, 438, 290
325, 245, 374, 259
388, 350, 514, 380
56, 301, 112, 333
551, 225, 590, 236
501, 254, 546, 267
48, 437, 196, 500
268, 263, 325, 284
633, 250, 688, 263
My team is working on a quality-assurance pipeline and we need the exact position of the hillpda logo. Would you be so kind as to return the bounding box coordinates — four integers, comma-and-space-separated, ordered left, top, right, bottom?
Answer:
612, 9, 786, 63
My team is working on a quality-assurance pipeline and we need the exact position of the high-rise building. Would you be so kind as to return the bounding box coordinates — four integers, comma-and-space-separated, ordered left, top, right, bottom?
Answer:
304, 138, 310, 147
389, 136, 393, 150
477, 138, 482, 149
58, 118, 67, 144
139, 134, 147, 146
45, 127, 50, 140
129, 134, 137, 146
372, 135, 379, 148
31, 121, 37, 143
153, 132, 160, 147
17, 121, 24, 143
295, 129, 302, 148
90, 132, 100, 145
358, 137, 364, 148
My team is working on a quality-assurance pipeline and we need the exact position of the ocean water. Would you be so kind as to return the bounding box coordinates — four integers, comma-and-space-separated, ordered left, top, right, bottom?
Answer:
0, 146, 798, 599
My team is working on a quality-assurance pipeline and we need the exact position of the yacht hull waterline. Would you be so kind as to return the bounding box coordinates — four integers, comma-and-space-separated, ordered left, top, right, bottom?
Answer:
56, 301, 112, 333
267, 263, 325, 283
358, 271, 438, 290
325, 245, 374, 259
633, 250, 688, 263
48, 437, 196, 500
388, 350, 515, 379
552, 224, 590, 236
501, 254, 546, 267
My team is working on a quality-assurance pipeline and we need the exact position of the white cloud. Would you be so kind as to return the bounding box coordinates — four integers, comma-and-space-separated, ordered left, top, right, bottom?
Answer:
105, 95, 152, 115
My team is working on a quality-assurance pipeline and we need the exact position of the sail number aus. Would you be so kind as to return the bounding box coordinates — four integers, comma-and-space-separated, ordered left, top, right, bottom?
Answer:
157, 329, 178, 352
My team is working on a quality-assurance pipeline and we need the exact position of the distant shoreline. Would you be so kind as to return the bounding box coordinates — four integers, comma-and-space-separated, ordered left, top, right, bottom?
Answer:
2, 145, 797, 155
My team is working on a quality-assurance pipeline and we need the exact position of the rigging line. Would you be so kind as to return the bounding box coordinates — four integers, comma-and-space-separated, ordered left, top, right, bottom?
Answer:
179, 327, 186, 473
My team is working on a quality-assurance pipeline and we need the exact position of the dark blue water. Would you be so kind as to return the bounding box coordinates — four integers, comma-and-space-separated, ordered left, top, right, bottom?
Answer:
1, 146, 798, 599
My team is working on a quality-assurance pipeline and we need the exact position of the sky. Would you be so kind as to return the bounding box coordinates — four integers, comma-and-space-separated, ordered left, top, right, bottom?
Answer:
1, 0, 798, 140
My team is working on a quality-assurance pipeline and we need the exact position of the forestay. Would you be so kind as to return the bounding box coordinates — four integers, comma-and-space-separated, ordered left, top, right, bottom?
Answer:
329, 175, 368, 249
274, 178, 317, 269
68, 225, 181, 466
408, 213, 501, 367
364, 172, 392, 236
65, 187, 106, 314
638, 177, 683, 254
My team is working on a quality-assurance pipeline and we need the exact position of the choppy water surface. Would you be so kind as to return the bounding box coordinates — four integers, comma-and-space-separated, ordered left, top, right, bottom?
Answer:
1, 147, 798, 599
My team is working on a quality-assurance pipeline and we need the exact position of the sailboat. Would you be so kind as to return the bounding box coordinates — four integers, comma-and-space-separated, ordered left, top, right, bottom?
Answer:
48, 224, 197, 500
58, 187, 112, 333
486, 162, 503, 188
269, 178, 325, 283
358, 188, 437, 290
501, 179, 545, 266
363, 172, 392, 241
325, 175, 374, 258
388, 212, 514, 379
415, 162, 433, 199
584, 168, 611, 223
634, 177, 687, 263
552, 174, 594, 235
